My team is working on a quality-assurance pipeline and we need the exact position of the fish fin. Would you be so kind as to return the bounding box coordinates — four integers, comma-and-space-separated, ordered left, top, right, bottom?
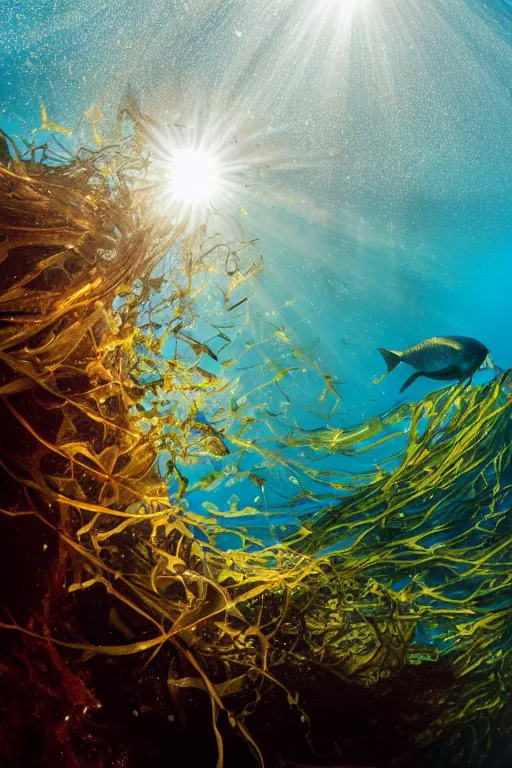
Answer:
400, 371, 422, 393
377, 347, 401, 374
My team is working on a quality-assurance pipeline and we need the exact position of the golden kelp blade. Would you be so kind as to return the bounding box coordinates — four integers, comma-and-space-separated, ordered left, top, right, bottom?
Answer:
40, 102, 72, 136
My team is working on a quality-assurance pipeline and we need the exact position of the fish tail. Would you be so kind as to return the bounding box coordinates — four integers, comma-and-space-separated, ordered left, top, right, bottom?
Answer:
377, 347, 401, 374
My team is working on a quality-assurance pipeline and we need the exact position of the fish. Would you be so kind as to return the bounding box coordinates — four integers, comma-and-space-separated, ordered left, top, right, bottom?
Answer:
377, 335, 489, 393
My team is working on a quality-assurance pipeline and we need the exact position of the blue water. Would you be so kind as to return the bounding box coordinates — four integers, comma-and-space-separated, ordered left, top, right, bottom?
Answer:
3, 0, 511, 526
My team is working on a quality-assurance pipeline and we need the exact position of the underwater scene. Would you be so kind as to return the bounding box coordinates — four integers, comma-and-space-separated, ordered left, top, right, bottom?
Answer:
1, 1, 512, 766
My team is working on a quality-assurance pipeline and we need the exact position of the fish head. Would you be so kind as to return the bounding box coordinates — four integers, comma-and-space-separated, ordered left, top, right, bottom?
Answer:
473, 339, 490, 362
460, 338, 489, 374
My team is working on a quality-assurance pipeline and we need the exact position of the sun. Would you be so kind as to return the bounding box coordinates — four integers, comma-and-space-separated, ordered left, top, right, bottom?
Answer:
127, 88, 325, 244
136, 102, 296, 239
164, 146, 222, 207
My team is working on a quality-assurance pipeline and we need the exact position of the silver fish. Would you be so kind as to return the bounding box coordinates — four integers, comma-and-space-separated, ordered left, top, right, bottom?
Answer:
377, 335, 489, 393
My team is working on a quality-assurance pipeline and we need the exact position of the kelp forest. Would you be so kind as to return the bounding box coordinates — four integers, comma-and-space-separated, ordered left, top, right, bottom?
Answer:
0, 103, 512, 768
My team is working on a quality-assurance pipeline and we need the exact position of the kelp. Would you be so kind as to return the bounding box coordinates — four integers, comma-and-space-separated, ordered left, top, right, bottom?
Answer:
0, 110, 511, 768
